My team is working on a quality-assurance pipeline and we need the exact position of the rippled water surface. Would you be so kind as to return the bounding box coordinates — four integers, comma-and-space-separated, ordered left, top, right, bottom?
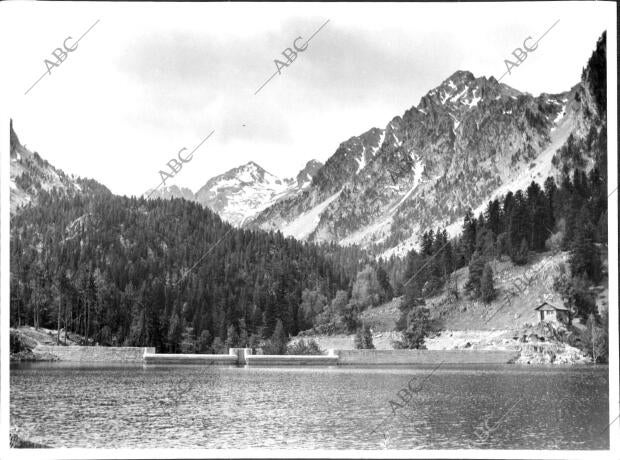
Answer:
11, 363, 609, 449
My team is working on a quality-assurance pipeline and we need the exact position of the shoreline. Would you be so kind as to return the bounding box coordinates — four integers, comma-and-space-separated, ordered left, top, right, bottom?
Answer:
10, 344, 599, 367
11, 326, 594, 366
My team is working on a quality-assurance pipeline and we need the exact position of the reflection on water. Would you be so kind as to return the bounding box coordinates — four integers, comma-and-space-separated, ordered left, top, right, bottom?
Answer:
10, 363, 609, 449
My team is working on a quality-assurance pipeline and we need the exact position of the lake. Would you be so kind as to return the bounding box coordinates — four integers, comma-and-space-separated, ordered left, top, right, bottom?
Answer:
10, 363, 609, 450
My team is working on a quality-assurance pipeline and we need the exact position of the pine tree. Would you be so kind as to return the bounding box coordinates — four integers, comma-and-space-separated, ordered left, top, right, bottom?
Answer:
167, 313, 183, 353
375, 266, 394, 302
527, 181, 551, 251
544, 176, 557, 232
485, 199, 502, 235
462, 208, 477, 260
197, 329, 212, 353
127, 298, 145, 346
421, 230, 435, 256
396, 306, 432, 349
553, 272, 597, 321
211, 337, 225, 354
465, 251, 485, 297
509, 190, 530, 253
502, 191, 515, 229
238, 319, 249, 347
402, 250, 426, 308
224, 324, 239, 349
570, 207, 602, 283
511, 238, 529, 266
480, 263, 496, 303
262, 302, 277, 338
263, 319, 288, 355
354, 324, 375, 349
180, 326, 196, 353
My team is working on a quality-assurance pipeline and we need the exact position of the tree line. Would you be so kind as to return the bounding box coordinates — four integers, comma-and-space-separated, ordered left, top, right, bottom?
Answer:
10, 192, 370, 352
396, 142, 608, 350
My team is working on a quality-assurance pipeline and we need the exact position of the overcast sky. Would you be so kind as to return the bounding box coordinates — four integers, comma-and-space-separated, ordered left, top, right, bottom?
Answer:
2, 2, 613, 197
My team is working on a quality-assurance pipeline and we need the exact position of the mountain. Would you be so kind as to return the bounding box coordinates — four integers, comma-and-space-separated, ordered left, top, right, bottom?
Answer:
296, 159, 324, 188
144, 184, 196, 202
195, 161, 297, 226
248, 34, 606, 257
145, 159, 323, 226
9, 120, 110, 214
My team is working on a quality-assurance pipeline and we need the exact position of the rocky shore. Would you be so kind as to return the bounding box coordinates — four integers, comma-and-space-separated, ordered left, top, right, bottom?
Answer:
425, 324, 592, 365
10, 328, 59, 362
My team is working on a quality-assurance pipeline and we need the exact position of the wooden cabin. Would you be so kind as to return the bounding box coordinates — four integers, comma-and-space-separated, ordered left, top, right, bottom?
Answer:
534, 301, 571, 325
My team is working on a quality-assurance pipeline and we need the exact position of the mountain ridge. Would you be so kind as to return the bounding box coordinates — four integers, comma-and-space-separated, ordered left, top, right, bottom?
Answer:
11, 33, 606, 257
144, 159, 324, 226
9, 120, 111, 214
247, 35, 605, 256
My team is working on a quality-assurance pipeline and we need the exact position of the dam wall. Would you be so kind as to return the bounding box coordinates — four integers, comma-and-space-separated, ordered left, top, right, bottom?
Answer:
335, 349, 519, 365
245, 353, 339, 366
145, 348, 517, 365
144, 352, 238, 365
36, 345, 154, 362
35, 346, 519, 365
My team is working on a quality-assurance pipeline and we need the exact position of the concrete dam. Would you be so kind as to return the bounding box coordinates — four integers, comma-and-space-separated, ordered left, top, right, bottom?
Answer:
35, 345, 520, 365
143, 348, 519, 366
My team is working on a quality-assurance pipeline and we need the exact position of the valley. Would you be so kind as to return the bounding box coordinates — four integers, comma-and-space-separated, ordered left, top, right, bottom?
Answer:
9, 32, 609, 368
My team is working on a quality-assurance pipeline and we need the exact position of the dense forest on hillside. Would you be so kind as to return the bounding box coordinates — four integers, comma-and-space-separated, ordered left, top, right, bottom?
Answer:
10, 194, 370, 351
9, 122, 608, 354
394, 124, 608, 355
391, 31, 608, 353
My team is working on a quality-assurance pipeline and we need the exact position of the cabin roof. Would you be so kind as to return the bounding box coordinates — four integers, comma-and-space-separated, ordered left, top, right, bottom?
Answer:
534, 301, 569, 312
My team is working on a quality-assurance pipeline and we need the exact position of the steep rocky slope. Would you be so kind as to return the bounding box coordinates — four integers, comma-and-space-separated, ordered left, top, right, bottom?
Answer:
9, 120, 110, 214
248, 33, 606, 256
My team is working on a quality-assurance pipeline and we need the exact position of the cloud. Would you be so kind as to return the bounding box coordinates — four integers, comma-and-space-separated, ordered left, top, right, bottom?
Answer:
6, 2, 611, 197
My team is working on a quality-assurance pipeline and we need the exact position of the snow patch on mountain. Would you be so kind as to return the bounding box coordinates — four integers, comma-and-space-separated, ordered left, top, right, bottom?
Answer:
392, 132, 402, 147
450, 87, 468, 103
374, 131, 386, 155
467, 89, 481, 107
552, 102, 567, 129
281, 188, 343, 240
356, 153, 366, 173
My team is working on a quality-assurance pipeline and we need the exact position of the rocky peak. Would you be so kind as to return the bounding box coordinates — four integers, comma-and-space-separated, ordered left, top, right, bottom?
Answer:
296, 159, 323, 188
418, 70, 522, 118
226, 161, 271, 183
